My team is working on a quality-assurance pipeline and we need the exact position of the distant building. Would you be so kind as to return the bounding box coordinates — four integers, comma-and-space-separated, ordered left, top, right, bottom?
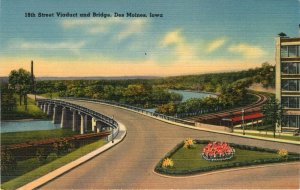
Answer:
275, 32, 300, 132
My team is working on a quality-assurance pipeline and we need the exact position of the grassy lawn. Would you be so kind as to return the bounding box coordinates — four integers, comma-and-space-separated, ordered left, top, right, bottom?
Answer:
1, 129, 78, 145
169, 144, 280, 171
155, 140, 299, 176
1, 139, 107, 190
234, 132, 300, 142
2, 95, 48, 120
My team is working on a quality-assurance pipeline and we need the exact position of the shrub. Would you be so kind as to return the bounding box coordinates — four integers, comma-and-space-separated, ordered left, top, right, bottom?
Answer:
52, 142, 65, 156
277, 149, 288, 158
184, 138, 195, 149
162, 158, 174, 168
36, 147, 49, 163
67, 141, 76, 152
1, 149, 17, 175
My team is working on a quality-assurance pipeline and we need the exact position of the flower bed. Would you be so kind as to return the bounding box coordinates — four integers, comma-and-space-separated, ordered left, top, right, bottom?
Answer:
202, 142, 235, 161
154, 139, 300, 176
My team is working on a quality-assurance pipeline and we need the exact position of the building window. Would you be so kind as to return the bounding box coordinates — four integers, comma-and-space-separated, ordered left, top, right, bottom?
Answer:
282, 96, 300, 108
288, 46, 297, 57
281, 46, 288, 57
281, 79, 300, 91
282, 115, 300, 128
281, 45, 300, 57
281, 62, 300, 74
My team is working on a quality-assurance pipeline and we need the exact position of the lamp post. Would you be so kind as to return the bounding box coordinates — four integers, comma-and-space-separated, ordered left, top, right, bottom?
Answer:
111, 115, 114, 143
242, 109, 245, 135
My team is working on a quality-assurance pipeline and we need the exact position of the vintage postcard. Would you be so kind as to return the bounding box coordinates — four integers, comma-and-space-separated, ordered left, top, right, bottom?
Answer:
1, 0, 299, 189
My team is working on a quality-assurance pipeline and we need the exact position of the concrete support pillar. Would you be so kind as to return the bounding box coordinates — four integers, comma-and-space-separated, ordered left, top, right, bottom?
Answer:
92, 117, 97, 132
53, 105, 62, 124
84, 115, 87, 132
47, 104, 53, 116
40, 104, 44, 111
71, 110, 76, 131
43, 103, 48, 113
53, 105, 57, 123
95, 121, 102, 133
61, 107, 67, 128
80, 113, 85, 134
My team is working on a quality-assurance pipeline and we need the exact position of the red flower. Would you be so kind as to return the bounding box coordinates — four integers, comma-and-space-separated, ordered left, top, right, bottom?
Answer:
202, 141, 235, 161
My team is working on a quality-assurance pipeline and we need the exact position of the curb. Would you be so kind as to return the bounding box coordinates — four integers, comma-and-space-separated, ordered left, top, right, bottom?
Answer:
152, 161, 300, 179
71, 99, 300, 145
17, 120, 127, 190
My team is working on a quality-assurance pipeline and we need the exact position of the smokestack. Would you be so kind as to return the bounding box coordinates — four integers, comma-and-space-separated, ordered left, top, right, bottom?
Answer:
31, 60, 36, 100
31, 60, 34, 78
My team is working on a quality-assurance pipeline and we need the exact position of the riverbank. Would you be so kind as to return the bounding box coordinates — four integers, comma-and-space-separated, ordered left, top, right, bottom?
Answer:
1, 128, 78, 145
2, 118, 51, 122
1, 95, 48, 120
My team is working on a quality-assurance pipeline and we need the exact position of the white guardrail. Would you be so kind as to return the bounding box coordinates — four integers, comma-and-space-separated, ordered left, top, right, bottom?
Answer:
62, 97, 196, 126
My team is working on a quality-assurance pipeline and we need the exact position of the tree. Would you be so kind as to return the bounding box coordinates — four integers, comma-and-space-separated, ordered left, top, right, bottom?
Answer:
1, 83, 17, 113
8, 68, 32, 110
262, 97, 283, 138
156, 102, 177, 115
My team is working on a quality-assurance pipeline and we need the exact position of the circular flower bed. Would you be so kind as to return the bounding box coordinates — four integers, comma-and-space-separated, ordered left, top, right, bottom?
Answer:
202, 142, 235, 161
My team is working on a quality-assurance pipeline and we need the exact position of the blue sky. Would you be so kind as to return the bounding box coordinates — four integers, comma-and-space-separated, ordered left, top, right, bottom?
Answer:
1, 0, 299, 76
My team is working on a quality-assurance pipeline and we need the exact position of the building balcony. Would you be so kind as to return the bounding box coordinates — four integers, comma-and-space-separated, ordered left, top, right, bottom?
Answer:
282, 109, 300, 115
281, 57, 300, 62
281, 91, 300, 95
281, 74, 300, 79
280, 37, 300, 43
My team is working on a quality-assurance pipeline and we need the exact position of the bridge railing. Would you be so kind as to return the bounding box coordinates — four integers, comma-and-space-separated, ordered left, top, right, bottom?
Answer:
36, 99, 120, 138
62, 97, 195, 126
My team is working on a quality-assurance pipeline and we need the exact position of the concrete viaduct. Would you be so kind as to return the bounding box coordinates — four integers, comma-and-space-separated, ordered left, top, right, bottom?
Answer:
36, 99, 117, 137
34, 98, 299, 189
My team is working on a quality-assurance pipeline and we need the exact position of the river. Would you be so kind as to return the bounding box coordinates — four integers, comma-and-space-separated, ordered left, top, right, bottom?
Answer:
144, 89, 216, 113
1, 120, 60, 133
169, 89, 216, 102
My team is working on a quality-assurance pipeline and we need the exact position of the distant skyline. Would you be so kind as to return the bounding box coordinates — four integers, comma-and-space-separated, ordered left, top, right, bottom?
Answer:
1, 0, 299, 77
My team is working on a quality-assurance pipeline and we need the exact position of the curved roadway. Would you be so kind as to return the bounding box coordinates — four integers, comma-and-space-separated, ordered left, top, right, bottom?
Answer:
41, 100, 300, 189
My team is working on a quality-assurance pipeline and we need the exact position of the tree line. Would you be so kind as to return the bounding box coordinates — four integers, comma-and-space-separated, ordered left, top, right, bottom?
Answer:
2, 62, 275, 116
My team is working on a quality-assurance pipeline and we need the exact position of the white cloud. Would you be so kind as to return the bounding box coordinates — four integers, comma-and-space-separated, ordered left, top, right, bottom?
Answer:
160, 29, 196, 61
207, 37, 227, 53
61, 18, 146, 41
19, 41, 85, 49
161, 29, 183, 46
117, 19, 145, 40
10, 40, 86, 53
228, 43, 265, 58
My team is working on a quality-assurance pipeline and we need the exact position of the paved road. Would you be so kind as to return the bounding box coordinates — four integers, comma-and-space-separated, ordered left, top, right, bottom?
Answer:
41, 100, 300, 189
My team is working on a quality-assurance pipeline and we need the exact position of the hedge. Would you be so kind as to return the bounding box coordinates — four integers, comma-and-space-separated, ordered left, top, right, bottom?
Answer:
1, 132, 110, 162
